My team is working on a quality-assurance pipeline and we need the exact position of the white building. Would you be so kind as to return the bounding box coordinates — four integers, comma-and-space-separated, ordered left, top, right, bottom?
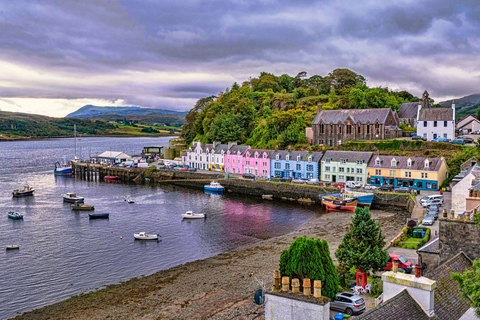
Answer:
457, 115, 480, 133
97, 151, 132, 164
184, 141, 212, 170
207, 142, 234, 172
416, 91, 455, 141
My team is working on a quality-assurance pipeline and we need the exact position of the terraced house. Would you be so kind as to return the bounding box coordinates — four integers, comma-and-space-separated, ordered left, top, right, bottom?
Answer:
243, 149, 274, 179
270, 151, 322, 180
207, 142, 231, 172
184, 141, 212, 170
320, 150, 372, 184
224, 144, 250, 175
367, 155, 448, 190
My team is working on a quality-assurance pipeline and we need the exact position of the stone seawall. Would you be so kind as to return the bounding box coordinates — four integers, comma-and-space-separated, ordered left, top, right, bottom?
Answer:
439, 218, 480, 263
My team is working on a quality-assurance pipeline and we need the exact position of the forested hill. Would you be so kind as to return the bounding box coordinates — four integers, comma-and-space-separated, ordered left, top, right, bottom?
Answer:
181, 69, 420, 150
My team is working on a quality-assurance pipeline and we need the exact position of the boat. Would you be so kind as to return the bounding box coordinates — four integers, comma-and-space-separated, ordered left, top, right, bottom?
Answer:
342, 191, 374, 207
88, 213, 109, 219
324, 202, 357, 212
71, 201, 95, 211
321, 195, 358, 207
181, 211, 206, 219
62, 193, 84, 203
124, 198, 134, 203
134, 232, 160, 240
8, 212, 23, 220
54, 162, 73, 176
262, 194, 273, 200
204, 181, 224, 193
6, 245, 20, 250
12, 185, 35, 197
104, 176, 119, 181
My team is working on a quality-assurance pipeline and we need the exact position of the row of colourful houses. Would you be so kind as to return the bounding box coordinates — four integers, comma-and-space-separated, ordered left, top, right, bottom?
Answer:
182, 141, 448, 190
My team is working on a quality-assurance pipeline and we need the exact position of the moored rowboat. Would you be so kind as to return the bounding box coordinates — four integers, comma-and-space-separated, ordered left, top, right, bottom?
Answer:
6, 245, 20, 250
88, 213, 109, 219
181, 211, 206, 219
134, 232, 160, 240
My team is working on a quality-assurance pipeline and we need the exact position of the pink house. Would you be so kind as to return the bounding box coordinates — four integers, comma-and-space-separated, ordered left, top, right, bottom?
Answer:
244, 149, 274, 178
224, 145, 250, 175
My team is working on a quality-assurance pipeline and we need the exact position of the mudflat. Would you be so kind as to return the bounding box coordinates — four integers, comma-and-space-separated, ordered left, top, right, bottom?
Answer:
13, 208, 407, 320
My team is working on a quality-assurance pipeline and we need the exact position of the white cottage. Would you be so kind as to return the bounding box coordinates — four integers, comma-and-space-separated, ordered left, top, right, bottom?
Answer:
416, 91, 455, 141
184, 141, 212, 170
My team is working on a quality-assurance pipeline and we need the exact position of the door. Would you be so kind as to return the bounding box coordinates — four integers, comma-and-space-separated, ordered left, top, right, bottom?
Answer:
332, 175, 337, 182
433, 133, 437, 139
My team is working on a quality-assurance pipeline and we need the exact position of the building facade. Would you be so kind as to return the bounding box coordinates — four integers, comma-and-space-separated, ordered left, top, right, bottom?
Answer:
224, 145, 250, 175
320, 150, 372, 184
312, 107, 402, 147
416, 91, 455, 141
244, 149, 274, 178
270, 151, 320, 179
456, 115, 480, 133
367, 155, 448, 190
397, 102, 419, 128
184, 141, 212, 170
207, 142, 231, 172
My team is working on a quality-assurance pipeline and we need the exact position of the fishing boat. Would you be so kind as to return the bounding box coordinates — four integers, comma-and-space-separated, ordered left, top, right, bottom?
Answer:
104, 176, 119, 181
204, 181, 224, 193
322, 195, 358, 212
88, 213, 109, 219
8, 212, 23, 220
324, 202, 357, 212
71, 201, 95, 211
124, 198, 134, 203
181, 211, 206, 219
342, 191, 374, 207
6, 245, 20, 250
12, 185, 35, 197
54, 162, 73, 175
134, 232, 160, 240
62, 193, 84, 203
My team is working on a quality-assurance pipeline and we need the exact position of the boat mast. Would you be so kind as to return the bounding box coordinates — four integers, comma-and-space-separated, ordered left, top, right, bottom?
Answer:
74, 124, 77, 160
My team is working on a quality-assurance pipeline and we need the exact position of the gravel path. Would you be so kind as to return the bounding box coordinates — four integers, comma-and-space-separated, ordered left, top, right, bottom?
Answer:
13, 208, 408, 320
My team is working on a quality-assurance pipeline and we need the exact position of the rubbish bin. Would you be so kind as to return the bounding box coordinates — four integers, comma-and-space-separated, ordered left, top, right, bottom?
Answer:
417, 189, 420, 195
334, 314, 344, 320
421, 231, 426, 238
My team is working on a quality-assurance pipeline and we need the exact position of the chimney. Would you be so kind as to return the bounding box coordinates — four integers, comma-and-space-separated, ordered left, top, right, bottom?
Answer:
282, 276, 290, 292
303, 278, 311, 296
415, 264, 422, 277
313, 280, 322, 298
227, 141, 237, 150
273, 270, 281, 292
318, 103, 322, 113
292, 278, 300, 294
443, 209, 447, 218
213, 141, 220, 148
392, 259, 399, 273
382, 270, 436, 317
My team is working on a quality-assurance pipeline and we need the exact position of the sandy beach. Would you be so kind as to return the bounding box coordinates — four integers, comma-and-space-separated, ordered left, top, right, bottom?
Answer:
13, 208, 408, 320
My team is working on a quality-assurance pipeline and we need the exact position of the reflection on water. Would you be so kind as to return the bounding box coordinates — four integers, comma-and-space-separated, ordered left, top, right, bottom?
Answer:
0, 137, 319, 319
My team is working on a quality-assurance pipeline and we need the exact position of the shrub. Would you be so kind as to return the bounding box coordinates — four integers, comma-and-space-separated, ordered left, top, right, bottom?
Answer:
370, 278, 383, 297
407, 220, 417, 228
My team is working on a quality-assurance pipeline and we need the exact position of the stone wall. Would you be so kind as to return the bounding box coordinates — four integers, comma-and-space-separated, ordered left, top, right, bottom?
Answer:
439, 218, 480, 263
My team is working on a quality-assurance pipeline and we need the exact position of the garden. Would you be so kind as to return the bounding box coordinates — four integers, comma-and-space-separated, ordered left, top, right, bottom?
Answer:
393, 219, 431, 249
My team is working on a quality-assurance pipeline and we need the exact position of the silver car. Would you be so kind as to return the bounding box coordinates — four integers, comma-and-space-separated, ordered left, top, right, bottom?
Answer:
422, 215, 435, 226
330, 292, 366, 315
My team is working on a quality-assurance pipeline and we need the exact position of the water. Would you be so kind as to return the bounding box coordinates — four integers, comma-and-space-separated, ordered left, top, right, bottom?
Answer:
0, 137, 318, 319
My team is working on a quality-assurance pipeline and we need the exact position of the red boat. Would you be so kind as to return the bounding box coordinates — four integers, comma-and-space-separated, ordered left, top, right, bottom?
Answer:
104, 176, 119, 181
324, 202, 356, 212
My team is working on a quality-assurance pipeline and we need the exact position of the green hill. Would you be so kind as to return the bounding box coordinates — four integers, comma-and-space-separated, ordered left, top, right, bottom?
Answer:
439, 94, 480, 120
181, 69, 419, 149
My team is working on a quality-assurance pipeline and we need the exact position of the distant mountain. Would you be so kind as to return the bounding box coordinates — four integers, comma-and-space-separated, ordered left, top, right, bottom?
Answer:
439, 94, 480, 120
66, 105, 188, 118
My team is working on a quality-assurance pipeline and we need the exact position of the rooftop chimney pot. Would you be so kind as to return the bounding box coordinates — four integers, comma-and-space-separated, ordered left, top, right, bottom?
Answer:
313, 280, 322, 298
303, 278, 311, 296
281, 276, 290, 292
415, 264, 422, 278
292, 278, 300, 294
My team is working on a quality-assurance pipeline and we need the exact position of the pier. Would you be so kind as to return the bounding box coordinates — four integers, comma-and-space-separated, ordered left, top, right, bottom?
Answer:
72, 162, 146, 182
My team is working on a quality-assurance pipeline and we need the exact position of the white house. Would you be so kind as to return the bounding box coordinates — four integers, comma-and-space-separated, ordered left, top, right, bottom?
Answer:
416, 91, 455, 141
457, 115, 480, 133
207, 142, 234, 172
184, 141, 212, 170
97, 151, 132, 163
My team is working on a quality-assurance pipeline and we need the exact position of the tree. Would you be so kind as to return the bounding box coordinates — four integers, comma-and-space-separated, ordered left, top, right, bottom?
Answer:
452, 259, 480, 317
335, 207, 388, 273
325, 68, 366, 91
476, 105, 480, 121
349, 88, 367, 109
279, 237, 339, 300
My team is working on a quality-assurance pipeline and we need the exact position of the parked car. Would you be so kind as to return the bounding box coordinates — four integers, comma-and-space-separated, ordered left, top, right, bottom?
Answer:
425, 209, 438, 220
412, 135, 426, 141
188, 167, 197, 172
330, 292, 366, 315
242, 173, 255, 180
279, 177, 292, 183
346, 181, 362, 189
420, 194, 443, 205
180, 167, 189, 171
395, 187, 412, 193
384, 253, 413, 273
450, 139, 465, 145
333, 182, 345, 188
421, 198, 443, 207
292, 179, 306, 184
427, 204, 440, 214
458, 136, 474, 143
306, 179, 319, 185
422, 215, 435, 226
471, 130, 480, 135
379, 184, 394, 192
363, 184, 377, 190
173, 166, 183, 171
157, 165, 167, 170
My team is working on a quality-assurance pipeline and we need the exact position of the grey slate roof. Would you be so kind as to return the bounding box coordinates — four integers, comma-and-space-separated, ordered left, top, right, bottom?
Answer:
229, 145, 250, 155
248, 149, 275, 159
322, 150, 373, 163
418, 107, 453, 121
418, 235, 439, 253
213, 144, 229, 154
309, 151, 324, 162
424, 252, 473, 320
398, 102, 420, 118
271, 150, 310, 161
357, 289, 431, 320
368, 155, 445, 172
312, 108, 393, 125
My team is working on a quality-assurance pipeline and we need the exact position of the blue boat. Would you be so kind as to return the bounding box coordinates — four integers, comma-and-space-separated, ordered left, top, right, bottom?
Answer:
342, 191, 374, 208
8, 212, 23, 220
54, 162, 73, 175
204, 181, 224, 193
89, 213, 109, 219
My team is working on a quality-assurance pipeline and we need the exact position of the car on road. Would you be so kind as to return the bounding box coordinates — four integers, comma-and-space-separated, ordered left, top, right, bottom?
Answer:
188, 167, 197, 172
395, 187, 412, 193
306, 179, 319, 185
181, 167, 189, 171
425, 210, 438, 220
412, 135, 427, 141
420, 194, 443, 205
421, 198, 442, 207
330, 292, 366, 316
432, 137, 449, 142
333, 182, 345, 188
384, 253, 413, 273
291, 179, 306, 184
242, 173, 256, 180
346, 181, 362, 189
363, 184, 377, 190
379, 184, 394, 192
458, 136, 474, 143
422, 215, 435, 226
279, 177, 292, 183
427, 204, 440, 214
450, 139, 466, 145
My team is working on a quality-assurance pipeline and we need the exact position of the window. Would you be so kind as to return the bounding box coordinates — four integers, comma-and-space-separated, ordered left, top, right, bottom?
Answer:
347, 124, 352, 134
421, 173, 428, 179
407, 159, 412, 167
233, 168, 236, 173
357, 125, 361, 134
320, 124, 324, 134
356, 160, 363, 165
367, 124, 370, 134
285, 163, 290, 170
405, 172, 411, 178
346, 168, 350, 173
330, 124, 333, 134
444, 134, 448, 138
296, 164, 301, 170
375, 159, 381, 165
307, 173, 313, 179
246, 161, 250, 165
263, 162, 267, 167
375, 123, 379, 135
325, 166, 331, 172
297, 155, 301, 161
263, 170, 267, 175
375, 169, 381, 175
286, 155, 290, 161
339, 125, 342, 134
357, 168, 363, 174
357, 177, 363, 182
319, 139, 324, 145
424, 160, 429, 168
434, 121, 437, 127
326, 158, 331, 163
255, 154, 258, 158
332, 167, 336, 172
341, 159, 347, 164
274, 163, 281, 169
307, 165, 313, 171
418, 182, 423, 188
390, 170, 396, 176
391, 159, 396, 166
444, 121, 447, 127
276, 154, 279, 160
275, 171, 281, 176
424, 121, 427, 127
233, 159, 235, 164
339, 167, 345, 172
308, 156, 312, 162
339, 175, 345, 181
325, 174, 331, 179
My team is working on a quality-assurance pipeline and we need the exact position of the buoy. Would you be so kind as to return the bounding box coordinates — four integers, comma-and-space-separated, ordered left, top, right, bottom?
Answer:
120, 236, 122, 239
111, 230, 113, 233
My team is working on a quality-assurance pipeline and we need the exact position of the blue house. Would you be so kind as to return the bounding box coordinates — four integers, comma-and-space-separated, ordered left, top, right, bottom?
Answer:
270, 151, 322, 180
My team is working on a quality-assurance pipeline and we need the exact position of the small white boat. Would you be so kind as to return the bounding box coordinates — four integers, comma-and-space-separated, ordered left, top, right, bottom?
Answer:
62, 193, 84, 203
204, 181, 224, 193
124, 198, 134, 203
262, 194, 273, 200
134, 232, 160, 240
6, 245, 20, 250
182, 211, 206, 219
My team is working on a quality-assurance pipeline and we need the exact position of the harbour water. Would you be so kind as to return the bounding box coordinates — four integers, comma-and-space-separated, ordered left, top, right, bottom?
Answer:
0, 137, 319, 319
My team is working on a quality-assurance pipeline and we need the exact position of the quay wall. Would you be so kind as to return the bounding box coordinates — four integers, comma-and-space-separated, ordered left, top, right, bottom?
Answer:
439, 218, 480, 263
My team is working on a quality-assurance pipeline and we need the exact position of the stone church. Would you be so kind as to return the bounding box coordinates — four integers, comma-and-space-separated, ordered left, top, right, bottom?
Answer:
311, 106, 402, 146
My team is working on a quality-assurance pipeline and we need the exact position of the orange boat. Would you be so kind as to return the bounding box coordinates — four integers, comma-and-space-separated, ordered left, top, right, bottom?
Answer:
322, 195, 358, 212
324, 202, 357, 212
104, 176, 119, 181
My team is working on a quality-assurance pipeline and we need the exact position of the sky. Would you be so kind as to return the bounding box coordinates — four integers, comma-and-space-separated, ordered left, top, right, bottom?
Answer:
0, 0, 479, 117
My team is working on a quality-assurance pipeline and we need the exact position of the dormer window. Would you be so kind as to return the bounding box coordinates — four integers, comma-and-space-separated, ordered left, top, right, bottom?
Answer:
286, 155, 290, 161
297, 155, 301, 161
424, 159, 429, 168
407, 158, 412, 167
263, 154, 267, 159
391, 159, 397, 167
375, 158, 381, 166
276, 154, 279, 160
255, 153, 258, 158
308, 156, 312, 162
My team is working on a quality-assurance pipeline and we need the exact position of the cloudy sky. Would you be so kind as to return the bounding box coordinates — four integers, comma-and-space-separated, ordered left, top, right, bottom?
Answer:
0, 0, 479, 117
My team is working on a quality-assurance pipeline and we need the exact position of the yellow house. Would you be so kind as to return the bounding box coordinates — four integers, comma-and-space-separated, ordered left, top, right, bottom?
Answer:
367, 155, 448, 190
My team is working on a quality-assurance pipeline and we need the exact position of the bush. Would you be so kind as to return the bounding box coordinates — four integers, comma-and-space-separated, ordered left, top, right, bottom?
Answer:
407, 220, 417, 228
370, 278, 383, 297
